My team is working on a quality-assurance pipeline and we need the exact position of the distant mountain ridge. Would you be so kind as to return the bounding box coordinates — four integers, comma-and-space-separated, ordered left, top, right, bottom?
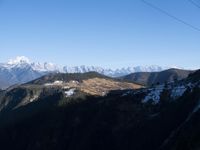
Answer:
0, 56, 171, 89
63, 65, 169, 77
120, 68, 194, 86
2, 56, 169, 75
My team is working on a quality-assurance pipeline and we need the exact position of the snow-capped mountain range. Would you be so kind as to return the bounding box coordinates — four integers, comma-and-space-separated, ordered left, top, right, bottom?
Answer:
4, 56, 60, 72
0, 56, 171, 89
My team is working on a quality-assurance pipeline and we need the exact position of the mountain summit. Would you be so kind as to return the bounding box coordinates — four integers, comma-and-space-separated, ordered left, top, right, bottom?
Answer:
7, 56, 31, 65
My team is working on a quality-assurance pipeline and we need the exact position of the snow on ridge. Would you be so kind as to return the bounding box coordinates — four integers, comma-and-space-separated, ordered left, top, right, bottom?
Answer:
4, 56, 61, 72
142, 84, 187, 104
31, 62, 61, 72
170, 85, 187, 99
62, 65, 170, 77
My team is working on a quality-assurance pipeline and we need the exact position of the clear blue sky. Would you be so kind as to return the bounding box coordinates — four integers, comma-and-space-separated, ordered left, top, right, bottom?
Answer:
0, 0, 199, 69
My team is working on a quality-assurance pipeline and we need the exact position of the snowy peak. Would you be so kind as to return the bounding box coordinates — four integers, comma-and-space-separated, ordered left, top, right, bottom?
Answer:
7, 56, 31, 65
4, 56, 59, 72
3, 56, 171, 76
1, 56, 183, 77
63, 65, 104, 74
31, 62, 60, 72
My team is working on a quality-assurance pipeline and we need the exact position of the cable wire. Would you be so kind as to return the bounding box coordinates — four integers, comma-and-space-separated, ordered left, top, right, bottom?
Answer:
188, 0, 200, 9
141, 0, 200, 32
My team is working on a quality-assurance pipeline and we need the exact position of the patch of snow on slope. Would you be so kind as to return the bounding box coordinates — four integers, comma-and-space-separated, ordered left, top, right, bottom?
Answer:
29, 95, 39, 102
171, 85, 186, 99
143, 85, 164, 104
192, 100, 200, 113
65, 88, 76, 97
44, 80, 64, 86
53, 80, 63, 85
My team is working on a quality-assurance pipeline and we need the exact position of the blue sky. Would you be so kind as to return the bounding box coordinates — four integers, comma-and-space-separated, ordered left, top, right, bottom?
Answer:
0, 0, 199, 69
